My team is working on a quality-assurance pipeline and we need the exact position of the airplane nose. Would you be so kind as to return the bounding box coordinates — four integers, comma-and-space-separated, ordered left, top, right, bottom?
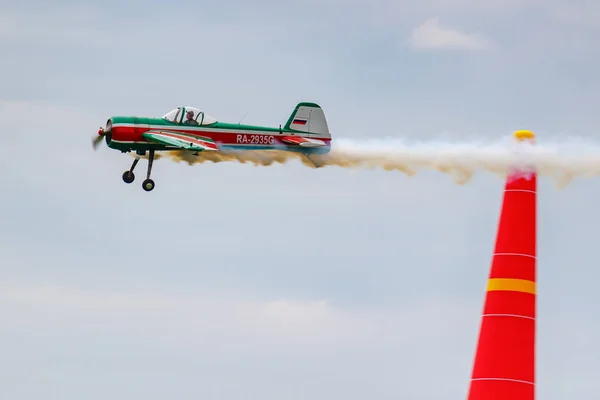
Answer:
92, 128, 105, 150
92, 119, 113, 150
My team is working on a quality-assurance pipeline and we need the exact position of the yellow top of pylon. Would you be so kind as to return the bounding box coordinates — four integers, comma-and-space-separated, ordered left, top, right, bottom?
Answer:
513, 130, 535, 141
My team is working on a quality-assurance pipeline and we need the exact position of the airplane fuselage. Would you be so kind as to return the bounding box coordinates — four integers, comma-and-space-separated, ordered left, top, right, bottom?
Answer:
103, 116, 332, 155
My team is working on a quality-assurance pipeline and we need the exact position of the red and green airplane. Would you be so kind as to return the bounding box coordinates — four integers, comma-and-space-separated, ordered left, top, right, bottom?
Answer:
93, 102, 332, 191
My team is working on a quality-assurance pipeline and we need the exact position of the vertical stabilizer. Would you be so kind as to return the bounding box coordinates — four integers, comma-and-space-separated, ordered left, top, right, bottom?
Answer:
284, 102, 330, 137
467, 130, 537, 400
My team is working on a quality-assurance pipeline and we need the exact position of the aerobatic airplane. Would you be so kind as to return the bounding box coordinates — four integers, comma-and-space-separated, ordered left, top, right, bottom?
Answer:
93, 102, 332, 191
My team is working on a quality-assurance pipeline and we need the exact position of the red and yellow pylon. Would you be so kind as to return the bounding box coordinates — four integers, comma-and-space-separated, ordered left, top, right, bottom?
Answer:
467, 129, 537, 400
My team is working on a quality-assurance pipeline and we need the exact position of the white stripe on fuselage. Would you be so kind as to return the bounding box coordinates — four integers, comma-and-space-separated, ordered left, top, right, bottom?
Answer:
111, 122, 331, 139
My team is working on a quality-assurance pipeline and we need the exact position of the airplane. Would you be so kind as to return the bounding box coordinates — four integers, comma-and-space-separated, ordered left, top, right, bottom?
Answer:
93, 102, 332, 191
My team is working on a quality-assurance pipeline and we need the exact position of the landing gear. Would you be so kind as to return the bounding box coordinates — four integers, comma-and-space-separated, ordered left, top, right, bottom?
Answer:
121, 150, 156, 191
142, 149, 155, 192
122, 156, 139, 184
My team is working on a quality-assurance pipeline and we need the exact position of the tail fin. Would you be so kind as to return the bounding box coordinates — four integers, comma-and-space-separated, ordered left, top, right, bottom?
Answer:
283, 102, 330, 137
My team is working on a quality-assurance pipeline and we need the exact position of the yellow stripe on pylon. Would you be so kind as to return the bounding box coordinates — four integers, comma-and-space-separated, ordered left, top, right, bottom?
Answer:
487, 278, 536, 294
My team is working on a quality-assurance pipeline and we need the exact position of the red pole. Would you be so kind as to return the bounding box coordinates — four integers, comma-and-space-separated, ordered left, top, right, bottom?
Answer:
467, 130, 537, 400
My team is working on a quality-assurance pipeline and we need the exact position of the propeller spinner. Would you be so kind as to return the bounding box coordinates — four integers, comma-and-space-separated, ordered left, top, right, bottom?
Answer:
92, 127, 105, 150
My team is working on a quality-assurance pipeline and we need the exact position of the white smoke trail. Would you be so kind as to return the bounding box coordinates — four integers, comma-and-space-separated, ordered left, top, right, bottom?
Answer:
165, 134, 600, 188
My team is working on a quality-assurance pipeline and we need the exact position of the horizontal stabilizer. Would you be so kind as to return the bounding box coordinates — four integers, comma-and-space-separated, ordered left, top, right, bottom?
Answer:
281, 136, 327, 147
142, 130, 218, 152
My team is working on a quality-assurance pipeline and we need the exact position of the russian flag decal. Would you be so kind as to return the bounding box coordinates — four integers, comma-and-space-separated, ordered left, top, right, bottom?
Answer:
292, 118, 307, 125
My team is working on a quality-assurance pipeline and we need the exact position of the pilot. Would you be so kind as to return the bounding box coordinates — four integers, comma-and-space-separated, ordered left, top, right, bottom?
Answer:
183, 110, 199, 125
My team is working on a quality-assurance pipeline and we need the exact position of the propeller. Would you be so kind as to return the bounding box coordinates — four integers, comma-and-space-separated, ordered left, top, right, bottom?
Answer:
92, 127, 105, 151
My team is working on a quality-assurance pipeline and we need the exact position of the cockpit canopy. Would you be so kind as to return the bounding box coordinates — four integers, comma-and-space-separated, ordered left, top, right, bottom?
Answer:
162, 106, 218, 125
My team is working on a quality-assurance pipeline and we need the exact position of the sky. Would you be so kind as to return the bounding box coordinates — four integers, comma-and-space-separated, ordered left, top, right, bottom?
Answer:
2, 0, 600, 398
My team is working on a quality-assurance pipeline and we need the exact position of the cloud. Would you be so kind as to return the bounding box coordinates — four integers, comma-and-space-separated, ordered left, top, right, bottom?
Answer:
0, 280, 475, 355
407, 17, 489, 50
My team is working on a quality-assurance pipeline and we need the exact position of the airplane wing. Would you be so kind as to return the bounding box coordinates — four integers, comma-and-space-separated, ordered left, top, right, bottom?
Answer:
280, 136, 327, 147
142, 130, 218, 152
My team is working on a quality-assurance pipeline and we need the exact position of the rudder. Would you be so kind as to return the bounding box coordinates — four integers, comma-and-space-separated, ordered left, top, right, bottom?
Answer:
283, 102, 330, 137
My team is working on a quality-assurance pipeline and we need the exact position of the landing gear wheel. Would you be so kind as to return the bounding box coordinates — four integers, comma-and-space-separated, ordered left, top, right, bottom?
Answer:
141, 149, 156, 192
122, 171, 135, 184
142, 178, 155, 192
123, 156, 139, 184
